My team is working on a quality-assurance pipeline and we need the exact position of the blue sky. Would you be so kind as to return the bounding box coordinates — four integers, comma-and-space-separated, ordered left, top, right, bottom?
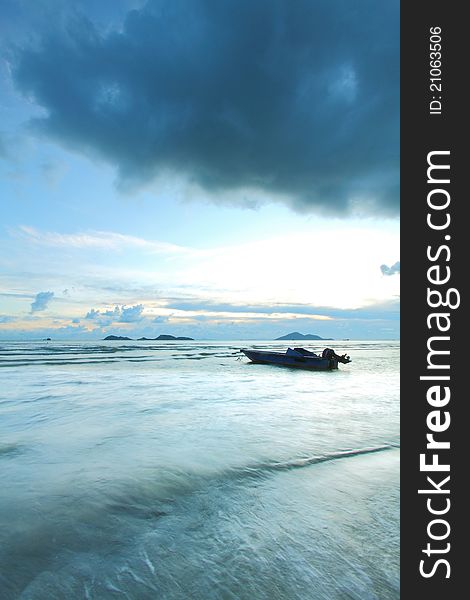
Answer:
0, 0, 399, 340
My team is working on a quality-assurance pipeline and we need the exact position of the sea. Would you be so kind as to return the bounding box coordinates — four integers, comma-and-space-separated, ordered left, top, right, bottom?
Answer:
0, 340, 399, 600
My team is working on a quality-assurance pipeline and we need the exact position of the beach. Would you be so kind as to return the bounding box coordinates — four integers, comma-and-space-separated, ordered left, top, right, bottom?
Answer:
0, 340, 399, 599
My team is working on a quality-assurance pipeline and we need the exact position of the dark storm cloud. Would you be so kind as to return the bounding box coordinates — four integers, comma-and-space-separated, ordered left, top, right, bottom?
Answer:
11, 0, 399, 215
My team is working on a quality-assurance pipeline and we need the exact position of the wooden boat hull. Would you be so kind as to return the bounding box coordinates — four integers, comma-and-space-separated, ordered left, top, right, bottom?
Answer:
241, 349, 341, 370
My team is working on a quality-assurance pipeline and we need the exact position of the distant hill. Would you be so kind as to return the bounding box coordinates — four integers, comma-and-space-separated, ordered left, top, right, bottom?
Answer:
138, 335, 194, 341
275, 332, 333, 341
103, 335, 133, 340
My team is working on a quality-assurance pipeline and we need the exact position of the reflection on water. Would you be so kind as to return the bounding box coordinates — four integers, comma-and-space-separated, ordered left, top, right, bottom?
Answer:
0, 340, 399, 599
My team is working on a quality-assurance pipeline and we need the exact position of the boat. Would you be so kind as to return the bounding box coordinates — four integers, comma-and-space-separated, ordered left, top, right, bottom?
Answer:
241, 347, 351, 370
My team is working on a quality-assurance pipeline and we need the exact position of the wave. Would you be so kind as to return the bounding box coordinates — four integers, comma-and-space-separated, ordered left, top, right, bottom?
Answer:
247, 443, 399, 476
0, 443, 23, 458
0, 350, 242, 367
103, 444, 400, 522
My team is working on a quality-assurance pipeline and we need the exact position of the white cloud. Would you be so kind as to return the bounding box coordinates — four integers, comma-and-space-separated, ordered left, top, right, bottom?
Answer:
174, 229, 400, 309
16, 225, 190, 255
85, 303, 144, 324
380, 261, 400, 276
119, 304, 144, 322
5, 225, 399, 326
30, 291, 54, 313
0, 315, 17, 323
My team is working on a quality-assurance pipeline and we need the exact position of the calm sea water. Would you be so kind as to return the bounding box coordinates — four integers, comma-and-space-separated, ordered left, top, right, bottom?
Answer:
0, 340, 399, 600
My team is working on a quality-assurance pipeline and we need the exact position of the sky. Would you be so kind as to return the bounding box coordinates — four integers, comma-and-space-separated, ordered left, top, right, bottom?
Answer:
0, 0, 399, 341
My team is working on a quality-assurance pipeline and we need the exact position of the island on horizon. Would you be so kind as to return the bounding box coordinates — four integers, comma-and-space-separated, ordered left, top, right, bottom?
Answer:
103, 334, 194, 341
275, 332, 334, 341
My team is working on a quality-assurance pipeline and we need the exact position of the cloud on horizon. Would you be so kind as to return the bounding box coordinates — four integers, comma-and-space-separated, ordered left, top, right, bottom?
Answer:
1, 294, 399, 339
10, 0, 399, 216
163, 297, 400, 321
30, 291, 54, 313
85, 303, 145, 324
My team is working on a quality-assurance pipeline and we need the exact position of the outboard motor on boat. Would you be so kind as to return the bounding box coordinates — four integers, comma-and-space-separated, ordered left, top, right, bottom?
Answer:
322, 348, 351, 364
321, 348, 335, 368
